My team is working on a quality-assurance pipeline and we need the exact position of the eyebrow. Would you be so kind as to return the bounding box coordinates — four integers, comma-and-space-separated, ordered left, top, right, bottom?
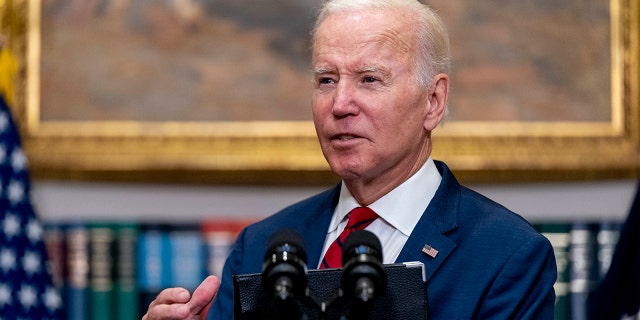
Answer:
359, 65, 383, 73
313, 66, 334, 76
313, 64, 387, 76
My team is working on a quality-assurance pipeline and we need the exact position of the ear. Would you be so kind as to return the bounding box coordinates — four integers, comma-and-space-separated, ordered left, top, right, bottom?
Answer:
423, 73, 449, 132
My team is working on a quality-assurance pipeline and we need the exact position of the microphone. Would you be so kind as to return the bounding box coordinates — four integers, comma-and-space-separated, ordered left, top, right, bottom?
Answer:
262, 228, 308, 302
341, 230, 386, 304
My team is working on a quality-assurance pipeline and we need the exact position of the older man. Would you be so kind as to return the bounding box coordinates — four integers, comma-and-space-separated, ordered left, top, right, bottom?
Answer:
143, 1, 557, 319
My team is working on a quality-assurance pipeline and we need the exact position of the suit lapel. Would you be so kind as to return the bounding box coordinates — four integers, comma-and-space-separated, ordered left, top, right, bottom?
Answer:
395, 161, 460, 282
300, 184, 341, 269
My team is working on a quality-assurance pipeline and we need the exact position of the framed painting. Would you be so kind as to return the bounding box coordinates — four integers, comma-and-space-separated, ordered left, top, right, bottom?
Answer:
0, 0, 638, 184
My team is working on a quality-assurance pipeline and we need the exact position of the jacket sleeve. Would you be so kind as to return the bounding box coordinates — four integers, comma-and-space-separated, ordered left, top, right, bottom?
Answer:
207, 228, 248, 320
477, 234, 557, 319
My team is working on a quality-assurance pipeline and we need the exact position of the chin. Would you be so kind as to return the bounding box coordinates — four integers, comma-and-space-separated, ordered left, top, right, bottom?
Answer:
328, 161, 364, 181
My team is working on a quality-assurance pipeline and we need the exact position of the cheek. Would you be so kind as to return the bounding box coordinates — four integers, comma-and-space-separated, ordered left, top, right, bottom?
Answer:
375, 105, 425, 147
312, 94, 330, 118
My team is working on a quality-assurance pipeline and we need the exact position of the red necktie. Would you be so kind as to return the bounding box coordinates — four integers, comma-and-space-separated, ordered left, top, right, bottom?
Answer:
320, 207, 378, 269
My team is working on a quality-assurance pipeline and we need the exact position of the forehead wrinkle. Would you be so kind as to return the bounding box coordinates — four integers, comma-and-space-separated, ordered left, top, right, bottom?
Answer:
375, 28, 412, 56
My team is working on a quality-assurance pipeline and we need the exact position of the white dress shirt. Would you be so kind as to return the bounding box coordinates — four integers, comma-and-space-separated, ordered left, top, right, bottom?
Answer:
318, 157, 442, 267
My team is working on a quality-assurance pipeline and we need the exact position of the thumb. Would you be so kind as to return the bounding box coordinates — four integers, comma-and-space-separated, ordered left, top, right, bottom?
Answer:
187, 276, 221, 317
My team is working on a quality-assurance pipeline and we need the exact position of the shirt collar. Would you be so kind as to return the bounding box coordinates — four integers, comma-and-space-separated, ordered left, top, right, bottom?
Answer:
330, 157, 442, 236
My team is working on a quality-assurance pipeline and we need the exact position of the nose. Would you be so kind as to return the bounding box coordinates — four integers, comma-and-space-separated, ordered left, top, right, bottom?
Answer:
331, 81, 359, 117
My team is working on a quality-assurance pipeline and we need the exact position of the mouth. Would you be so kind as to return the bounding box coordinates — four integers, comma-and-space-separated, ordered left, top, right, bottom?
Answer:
333, 134, 358, 141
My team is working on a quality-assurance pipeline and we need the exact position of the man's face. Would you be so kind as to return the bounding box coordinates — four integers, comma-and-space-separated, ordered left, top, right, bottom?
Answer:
312, 8, 433, 184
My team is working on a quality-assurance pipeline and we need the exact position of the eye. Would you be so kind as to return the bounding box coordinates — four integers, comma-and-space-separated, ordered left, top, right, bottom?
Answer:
362, 76, 378, 83
318, 77, 334, 85
314, 75, 337, 89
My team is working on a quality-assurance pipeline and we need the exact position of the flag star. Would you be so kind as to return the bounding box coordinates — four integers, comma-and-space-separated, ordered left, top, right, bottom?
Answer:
22, 251, 41, 275
7, 180, 24, 204
0, 248, 16, 272
0, 283, 12, 306
43, 287, 62, 311
18, 284, 37, 310
11, 148, 26, 171
26, 219, 42, 243
3, 213, 21, 238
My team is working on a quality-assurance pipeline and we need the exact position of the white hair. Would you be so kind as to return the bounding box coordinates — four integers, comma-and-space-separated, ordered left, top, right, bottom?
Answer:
312, 0, 451, 88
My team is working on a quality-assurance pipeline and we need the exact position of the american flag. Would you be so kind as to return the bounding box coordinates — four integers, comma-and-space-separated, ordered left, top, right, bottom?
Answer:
0, 95, 63, 319
421, 244, 439, 258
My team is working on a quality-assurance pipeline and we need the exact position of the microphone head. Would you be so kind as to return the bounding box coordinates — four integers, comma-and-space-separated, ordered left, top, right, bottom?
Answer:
264, 228, 308, 263
262, 228, 308, 301
341, 230, 386, 304
342, 229, 382, 266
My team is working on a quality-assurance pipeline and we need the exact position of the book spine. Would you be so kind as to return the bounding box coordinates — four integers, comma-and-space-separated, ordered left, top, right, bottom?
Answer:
43, 222, 68, 319
201, 220, 251, 278
115, 222, 139, 320
43, 222, 67, 289
539, 222, 571, 320
89, 222, 116, 320
596, 221, 621, 279
569, 222, 598, 320
136, 224, 171, 312
66, 223, 90, 320
168, 224, 206, 290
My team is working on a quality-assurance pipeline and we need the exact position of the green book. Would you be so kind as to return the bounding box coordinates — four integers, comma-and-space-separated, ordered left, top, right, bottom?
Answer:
114, 222, 139, 320
89, 222, 116, 320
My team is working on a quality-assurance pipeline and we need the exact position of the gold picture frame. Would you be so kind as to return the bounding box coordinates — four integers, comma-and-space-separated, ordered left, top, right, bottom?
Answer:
0, 0, 638, 184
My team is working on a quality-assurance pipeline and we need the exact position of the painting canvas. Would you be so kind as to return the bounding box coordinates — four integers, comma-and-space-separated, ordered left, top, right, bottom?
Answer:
40, 0, 610, 123
435, 0, 611, 122
40, 0, 316, 122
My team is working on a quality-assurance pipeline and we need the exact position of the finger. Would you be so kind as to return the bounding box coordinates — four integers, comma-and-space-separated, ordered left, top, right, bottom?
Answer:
186, 276, 221, 316
144, 288, 192, 320
144, 302, 192, 320
152, 287, 192, 306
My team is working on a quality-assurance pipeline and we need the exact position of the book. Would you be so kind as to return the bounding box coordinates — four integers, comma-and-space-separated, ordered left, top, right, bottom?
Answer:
136, 224, 171, 313
114, 222, 139, 320
168, 224, 206, 291
595, 221, 621, 279
201, 219, 252, 278
569, 222, 598, 320
88, 222, 116, 320
66, 222, 90, 320
43, 222, 66, 290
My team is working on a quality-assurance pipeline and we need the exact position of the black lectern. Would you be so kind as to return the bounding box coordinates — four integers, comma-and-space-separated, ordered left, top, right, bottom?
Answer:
233, 263, 427, 320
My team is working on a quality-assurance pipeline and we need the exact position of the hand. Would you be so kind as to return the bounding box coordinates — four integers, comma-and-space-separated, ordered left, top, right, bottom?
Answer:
142, 275, 221, 320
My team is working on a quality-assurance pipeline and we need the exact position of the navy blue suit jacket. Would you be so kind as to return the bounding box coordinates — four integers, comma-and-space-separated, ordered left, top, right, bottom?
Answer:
209, 161, 557, 319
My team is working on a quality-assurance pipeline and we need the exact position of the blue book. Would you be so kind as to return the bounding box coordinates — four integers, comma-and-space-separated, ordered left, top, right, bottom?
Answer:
137, 224, 171, 311
168, 224, 206, 291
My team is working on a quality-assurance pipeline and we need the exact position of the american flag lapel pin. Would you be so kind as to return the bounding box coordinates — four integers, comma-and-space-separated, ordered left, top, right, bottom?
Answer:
422, 244, 439, 258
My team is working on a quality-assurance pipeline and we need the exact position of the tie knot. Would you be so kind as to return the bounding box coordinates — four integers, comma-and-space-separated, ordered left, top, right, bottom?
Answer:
346, 207, 378, 230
